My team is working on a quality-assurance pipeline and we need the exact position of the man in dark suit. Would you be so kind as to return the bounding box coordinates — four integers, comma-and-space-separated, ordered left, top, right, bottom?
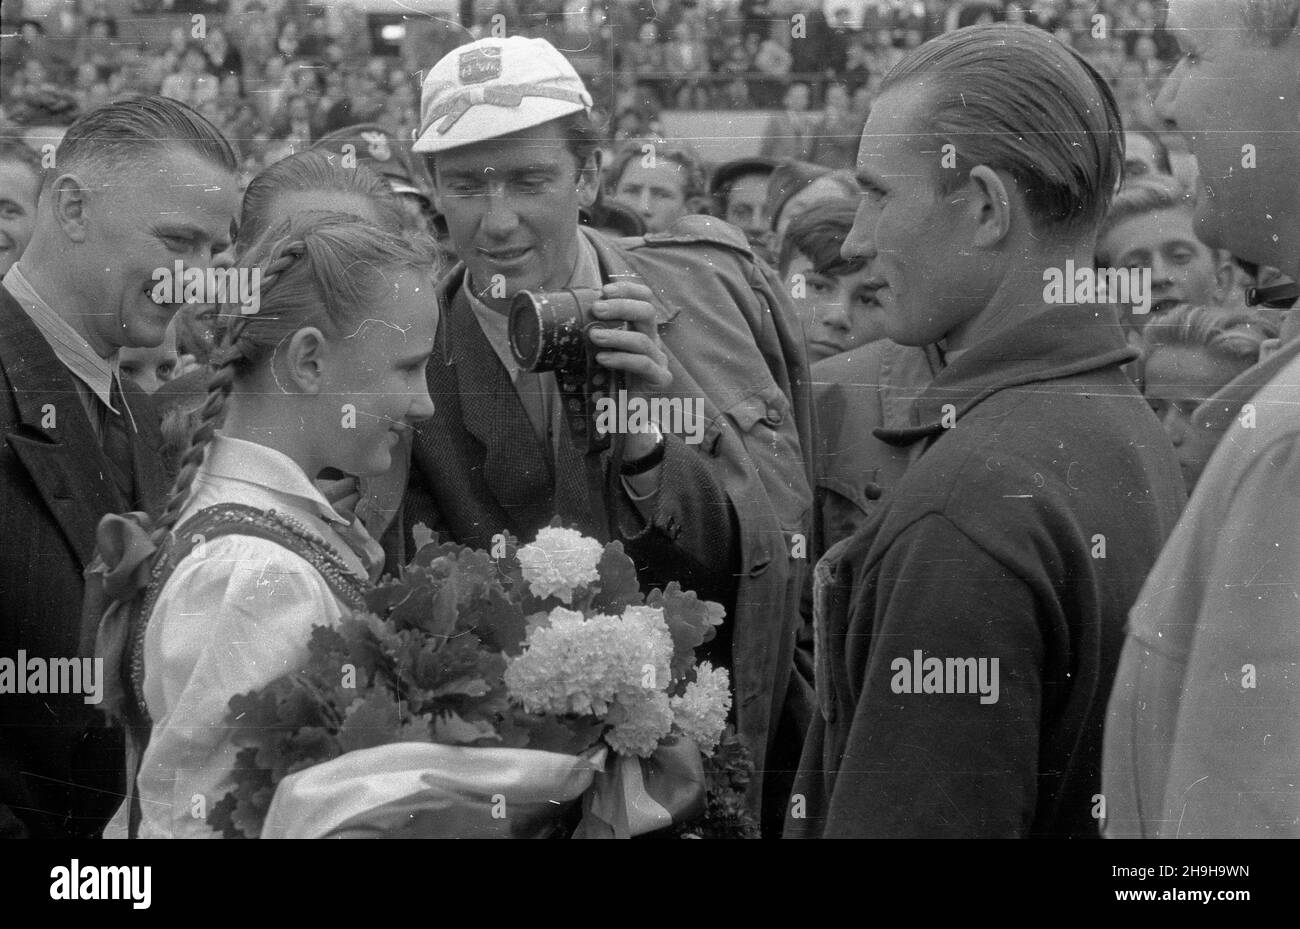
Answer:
401, 36, 815, 835
0, 95, 240, 838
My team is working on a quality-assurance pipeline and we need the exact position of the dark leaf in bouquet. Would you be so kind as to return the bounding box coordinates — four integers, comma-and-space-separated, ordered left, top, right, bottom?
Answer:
386, 569, 445, 636
409, 538, 465, 569
646, 583, 726, 681
234, 780, 277, 840
463, 585, 529, 655
337, 690, 404, 753
507, 711, 606, 756
590, 541, 644, 614
432, 710, 501, 745
449, 548, 501, 608
395, 712, 435, 743
428, 675, 493, 699
207, 792, 245, 839
277, 679, 337, 730
364, 575, 420, 620
336, 616, 393, 682
227, 687, 287, 743
281, 726, 342, 777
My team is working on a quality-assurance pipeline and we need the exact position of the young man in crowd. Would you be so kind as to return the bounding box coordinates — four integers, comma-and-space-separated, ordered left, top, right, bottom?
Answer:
788, 24, 1186, 838
605, 139, 709, 235
1103, 0, 1300, 838
778, 199, 888, 364
709, 156, 776, 243
402, 36, 814, 834
1096, 172, 1238, 318
0, 96, 240, 838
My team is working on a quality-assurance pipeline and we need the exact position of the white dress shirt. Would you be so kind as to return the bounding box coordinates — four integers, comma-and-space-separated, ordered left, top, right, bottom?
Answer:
105, 434, 369, 839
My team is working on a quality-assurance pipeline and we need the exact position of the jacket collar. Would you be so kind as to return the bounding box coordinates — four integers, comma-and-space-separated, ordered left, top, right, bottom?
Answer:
876, 304, 1135, 447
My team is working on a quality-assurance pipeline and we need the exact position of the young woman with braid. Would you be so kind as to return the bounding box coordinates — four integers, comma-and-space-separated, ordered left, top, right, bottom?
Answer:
101, 211, 439, 838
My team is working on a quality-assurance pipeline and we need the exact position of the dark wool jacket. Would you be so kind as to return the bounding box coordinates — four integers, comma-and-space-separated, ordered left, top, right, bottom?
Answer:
396, 218, 815, 829
0, 287, 167, 838
788, 304, 1186, 838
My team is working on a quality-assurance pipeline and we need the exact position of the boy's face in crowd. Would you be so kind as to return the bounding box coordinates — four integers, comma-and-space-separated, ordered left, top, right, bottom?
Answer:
118, 325, 179, 394
612, 158, 690, 233
0, 160, 40, 276
433, 121, 597, 311
1157, 0, 1300, 258
1144, 345, 1248, 490
787, 253, 888, 362
843, 83, 983, 348
1100, 206, 1231, 313
73, 146, 239, 355
723, 172, 769, 236
1123, 132, 1162, 178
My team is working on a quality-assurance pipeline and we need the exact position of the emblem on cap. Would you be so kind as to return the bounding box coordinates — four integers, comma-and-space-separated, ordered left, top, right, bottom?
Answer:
360, 130, 392, 161
459, 46, 502, 85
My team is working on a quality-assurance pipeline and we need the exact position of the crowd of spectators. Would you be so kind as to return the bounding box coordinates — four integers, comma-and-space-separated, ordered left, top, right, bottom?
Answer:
2, 1, 1181, 180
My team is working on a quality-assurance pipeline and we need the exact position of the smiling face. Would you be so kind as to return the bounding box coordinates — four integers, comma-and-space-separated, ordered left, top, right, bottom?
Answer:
1144, 345, 1250, 490
433, 121, 597, 312
0, 159, 40, 276
1100, 206, 1229, 312
787, 253, 887, 362
67, 145, 240, 355
612, 159, 689, 233
1156, 0, 1300, 265
842, 83, 989, 348
315, 268, 439, 478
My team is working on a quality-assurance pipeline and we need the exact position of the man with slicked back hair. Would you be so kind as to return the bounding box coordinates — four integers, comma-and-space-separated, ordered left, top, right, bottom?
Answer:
0, 95, 241, 838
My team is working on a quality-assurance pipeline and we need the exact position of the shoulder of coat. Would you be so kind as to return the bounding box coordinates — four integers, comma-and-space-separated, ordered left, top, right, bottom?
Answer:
635, 215, 753, 257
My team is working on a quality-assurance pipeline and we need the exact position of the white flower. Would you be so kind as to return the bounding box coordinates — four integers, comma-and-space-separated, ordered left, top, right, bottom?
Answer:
671, 662, 731, 753
516, 527, 604, 603
605, 691, 674, 757
504, 607, 672, 718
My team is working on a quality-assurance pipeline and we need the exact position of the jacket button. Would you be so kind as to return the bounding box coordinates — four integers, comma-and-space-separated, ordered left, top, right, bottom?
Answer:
748, 558, 771, 578
766, 406, 783, 425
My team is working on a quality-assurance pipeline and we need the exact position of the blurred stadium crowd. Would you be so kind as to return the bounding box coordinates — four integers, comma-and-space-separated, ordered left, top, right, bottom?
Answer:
3, 0, 1181, 179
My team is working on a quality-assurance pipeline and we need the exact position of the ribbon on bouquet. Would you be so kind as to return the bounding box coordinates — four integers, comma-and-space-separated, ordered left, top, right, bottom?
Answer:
260, 742, 609, 838
572, 737, 706, 839
83, 511, 160, 723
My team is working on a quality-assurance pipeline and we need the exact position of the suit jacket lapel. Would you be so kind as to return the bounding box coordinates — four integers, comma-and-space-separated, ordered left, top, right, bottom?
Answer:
443, 273, 557, 522
0, 288, 123, 567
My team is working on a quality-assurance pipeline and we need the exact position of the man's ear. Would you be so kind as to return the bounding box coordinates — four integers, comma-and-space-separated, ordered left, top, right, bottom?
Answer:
965, 165, 1013, 249
1212, 248, 1237, 306
576, 151, 602, 208
283, 326, 328, 394
50, 173, 90, 243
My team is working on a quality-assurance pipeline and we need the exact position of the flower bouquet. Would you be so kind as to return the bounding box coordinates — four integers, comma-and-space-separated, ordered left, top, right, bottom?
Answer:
207, 522, 751, 839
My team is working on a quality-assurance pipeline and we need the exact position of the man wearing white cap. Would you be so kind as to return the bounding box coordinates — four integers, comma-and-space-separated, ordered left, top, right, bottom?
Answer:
397, 36, 816, 834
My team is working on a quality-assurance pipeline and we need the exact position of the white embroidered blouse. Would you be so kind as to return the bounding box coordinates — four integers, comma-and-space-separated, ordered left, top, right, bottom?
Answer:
105, 435, 369, 839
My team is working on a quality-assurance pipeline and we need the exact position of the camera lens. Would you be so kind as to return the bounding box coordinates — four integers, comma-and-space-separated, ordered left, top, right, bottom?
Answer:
509, 292, 545, 370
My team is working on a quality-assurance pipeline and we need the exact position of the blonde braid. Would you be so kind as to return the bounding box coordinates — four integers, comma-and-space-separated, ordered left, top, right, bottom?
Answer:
149, 238, 308, 546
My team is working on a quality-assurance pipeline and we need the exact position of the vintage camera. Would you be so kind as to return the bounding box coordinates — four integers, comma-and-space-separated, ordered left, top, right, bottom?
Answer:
508, 287, 629, 452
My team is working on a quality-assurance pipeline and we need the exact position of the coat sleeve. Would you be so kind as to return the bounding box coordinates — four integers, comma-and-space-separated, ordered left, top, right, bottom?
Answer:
610, 433, 741, 594
1157, 437, 1300, 837
826, 514, 1045, 838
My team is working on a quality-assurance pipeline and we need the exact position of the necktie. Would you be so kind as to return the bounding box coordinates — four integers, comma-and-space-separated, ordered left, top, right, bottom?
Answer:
99, 380, 137, 508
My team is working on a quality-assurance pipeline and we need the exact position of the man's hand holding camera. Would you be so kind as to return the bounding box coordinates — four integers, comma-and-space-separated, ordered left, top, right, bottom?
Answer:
587, 279, 672, 493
